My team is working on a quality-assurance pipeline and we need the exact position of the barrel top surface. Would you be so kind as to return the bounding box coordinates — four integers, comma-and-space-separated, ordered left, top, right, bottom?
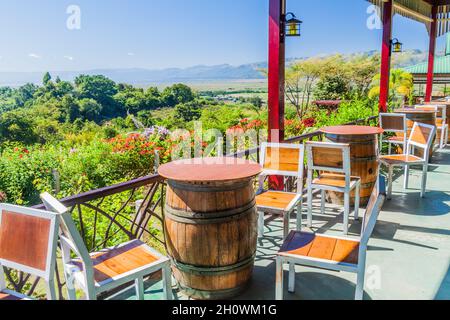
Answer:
394, 108, 437, 114
158, 157, 262, 182
320, 125, 384, 136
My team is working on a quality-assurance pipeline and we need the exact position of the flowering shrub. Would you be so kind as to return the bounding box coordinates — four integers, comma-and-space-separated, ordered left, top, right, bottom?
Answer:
285, 119, 304, 137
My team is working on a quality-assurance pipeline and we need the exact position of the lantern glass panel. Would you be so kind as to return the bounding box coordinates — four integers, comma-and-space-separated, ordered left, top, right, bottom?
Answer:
286, 20, 301, 37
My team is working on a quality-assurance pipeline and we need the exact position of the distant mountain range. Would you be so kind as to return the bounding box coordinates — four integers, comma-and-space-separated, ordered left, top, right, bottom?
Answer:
0, 50, 435, 87
0, 63, 268, 87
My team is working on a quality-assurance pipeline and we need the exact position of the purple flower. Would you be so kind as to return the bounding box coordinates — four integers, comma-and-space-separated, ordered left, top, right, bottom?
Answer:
143, 126, 171, 138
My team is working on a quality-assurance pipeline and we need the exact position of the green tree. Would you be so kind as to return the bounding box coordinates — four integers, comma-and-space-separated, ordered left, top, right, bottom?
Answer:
162, 84, 195, 107
0, 109, 37, 143
175, 100, 202, 122
314, 74, 349, 100
43, 72, 52, 86
75, 75, 119, 118
369, 69, 414, 107
78, 98, 103, 122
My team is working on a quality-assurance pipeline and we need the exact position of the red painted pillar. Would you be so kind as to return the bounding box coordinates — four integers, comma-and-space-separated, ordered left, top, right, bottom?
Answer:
268, 0, 285, 143
268, 0, 285, 190
425, 6, 438, 102
379, 0, 393, 113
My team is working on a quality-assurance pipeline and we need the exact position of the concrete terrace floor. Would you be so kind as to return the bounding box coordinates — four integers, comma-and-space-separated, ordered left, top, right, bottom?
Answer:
114, 147, 450, 301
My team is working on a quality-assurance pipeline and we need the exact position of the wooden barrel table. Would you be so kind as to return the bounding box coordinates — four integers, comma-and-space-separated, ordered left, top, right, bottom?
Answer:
320, 126, 384, 206
158, 157, 261, 300
394, 108, 437, 159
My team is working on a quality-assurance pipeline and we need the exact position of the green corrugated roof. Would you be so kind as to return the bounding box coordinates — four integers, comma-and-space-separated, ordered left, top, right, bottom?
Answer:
403, 55, 450, 74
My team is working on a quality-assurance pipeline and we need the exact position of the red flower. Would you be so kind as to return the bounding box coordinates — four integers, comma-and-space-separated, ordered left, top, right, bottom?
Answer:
302, 118, 316, 128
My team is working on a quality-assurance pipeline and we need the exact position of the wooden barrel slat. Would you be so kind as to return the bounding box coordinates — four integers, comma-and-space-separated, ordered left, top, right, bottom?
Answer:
164, 178, 258, 300
325, 134, 379, 206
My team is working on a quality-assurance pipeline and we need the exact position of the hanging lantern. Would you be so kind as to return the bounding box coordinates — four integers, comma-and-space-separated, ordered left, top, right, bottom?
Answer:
285, 12, 302, 37
391, 38, 403, 53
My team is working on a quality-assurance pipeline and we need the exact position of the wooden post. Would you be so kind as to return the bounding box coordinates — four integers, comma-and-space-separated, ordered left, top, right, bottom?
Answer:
268, 0, 286, 190
379, 0, 393, 113
425, 6, 438, 102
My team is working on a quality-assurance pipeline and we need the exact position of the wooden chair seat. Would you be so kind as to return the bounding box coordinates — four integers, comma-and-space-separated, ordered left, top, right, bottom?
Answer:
380, 154, 423, 165
71, 240, 161, 285
256, 191, 302, 214
279, 230, 359, 265
312, 173, 360, 189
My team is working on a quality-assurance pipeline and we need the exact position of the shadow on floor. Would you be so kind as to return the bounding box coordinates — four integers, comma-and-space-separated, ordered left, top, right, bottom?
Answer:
435, 263, 450, 300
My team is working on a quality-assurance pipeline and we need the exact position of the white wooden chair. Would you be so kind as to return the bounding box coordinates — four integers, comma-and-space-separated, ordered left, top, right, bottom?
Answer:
0, 203, 59, 300
276, 176, 386, 300
379, 113, 408, 155
380, 122, 436, 199
255, 143, 305, 239
40, 192, 173, 301
306, 141, 361, 235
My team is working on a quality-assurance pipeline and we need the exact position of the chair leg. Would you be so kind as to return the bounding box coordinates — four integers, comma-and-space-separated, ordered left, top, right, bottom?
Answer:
343, 192, 350, 235
307, 187, 313, 228
354, 184, 360, 221
46, 279, 57, 300
135, 276, 145, 300
162, 264, 173, 300
403, 165, 410, 190
258, 211, 265, 239
283, 212, 290, 240
421, 165, 428, 198
65, 274, 77, 300
320, 190, 326, 214
355, 269, 365, 300
387, 166, 394, 200
296, 200, 303, 231
288, 262, 296, 293
444, 128, 448, 148
275, 257, 284, 300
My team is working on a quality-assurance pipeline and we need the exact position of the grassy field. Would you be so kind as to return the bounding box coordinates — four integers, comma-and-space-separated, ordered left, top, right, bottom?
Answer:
139, 79, 267, 93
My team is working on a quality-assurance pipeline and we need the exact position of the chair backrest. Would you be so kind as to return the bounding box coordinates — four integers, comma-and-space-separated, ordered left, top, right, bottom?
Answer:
40, 193, 95, 289
306, 141, 351, 176
360, 176, 386, 247
259, 142, 305, 193
379, 113, 407, 133
415, 105, 438, 112
407, 122, 437, 161
0, 203, 59, 297
417, 104, 446, 125
435, 105, 447, 125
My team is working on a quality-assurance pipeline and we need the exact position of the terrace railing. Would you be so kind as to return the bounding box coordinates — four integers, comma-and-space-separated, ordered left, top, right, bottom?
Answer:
5, 115, 377, 299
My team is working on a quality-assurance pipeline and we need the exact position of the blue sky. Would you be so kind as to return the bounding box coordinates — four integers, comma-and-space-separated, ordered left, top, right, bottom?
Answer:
0, 0, 446, 72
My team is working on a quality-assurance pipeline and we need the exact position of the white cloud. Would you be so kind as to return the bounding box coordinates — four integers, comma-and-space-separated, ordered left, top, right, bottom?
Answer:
64, 55, 74, 61
127, 52, 135, 56
28, 53, 41, 59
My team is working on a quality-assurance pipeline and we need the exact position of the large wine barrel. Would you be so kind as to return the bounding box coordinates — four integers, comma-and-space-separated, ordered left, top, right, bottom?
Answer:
325, 133, 379, 206
159, 158, 261, 300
